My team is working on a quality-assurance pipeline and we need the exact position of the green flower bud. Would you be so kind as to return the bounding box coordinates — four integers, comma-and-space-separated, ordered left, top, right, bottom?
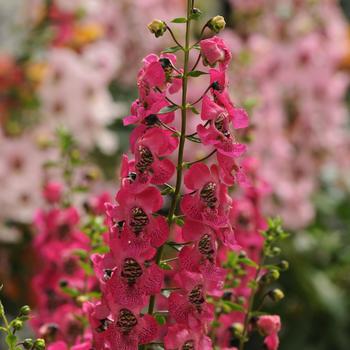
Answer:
232, 322, 244, 336
33, 338, 46, 350
268, 288, 285, 302
20, 305, 31, 316
271, 246, 281, 256
148, 19, 167, 37
23, 339, 34, 350
12, 319, 23, 331
278, 260, 289, 271
208, 16, 226, 33
191, 8, 202, 20
260, 269, 280, 284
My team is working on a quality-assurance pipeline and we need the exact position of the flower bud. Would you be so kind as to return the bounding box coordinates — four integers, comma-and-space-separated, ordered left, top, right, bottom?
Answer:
33, 339, 46, 350
12, 319, 23, 330
232, 322, 244, 336
260, 269, 280, 284
191, 8, 202, 20
20, 305, 31, 316
148, 19, 167, 37
208, 16, 226, 33
278, 260, 289, 271
271, 246, 281, 256
23, 339, 34, 350
268, 289, 285, 302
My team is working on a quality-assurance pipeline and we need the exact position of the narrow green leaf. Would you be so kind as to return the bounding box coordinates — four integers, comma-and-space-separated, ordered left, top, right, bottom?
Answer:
190, 106, 200, 115
79, 261, 94, 276
158, 105, 179, 114
239, 257, 258, 268
222, 300, 245, 313
187, 70, 208, 77
162, 46, 182, 54
171, 17, 187, 23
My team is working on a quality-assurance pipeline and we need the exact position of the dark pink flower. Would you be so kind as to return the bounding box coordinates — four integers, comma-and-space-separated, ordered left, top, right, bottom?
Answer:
209, 69, 249, 129
257, 315, 281, 336
168, 271, 215, 329
107, 306, 158, 350
181, 163, 231, 228
128, 127, 177, 185
47, 341, 68, 350
105, 186, 168, 249
164, 324, 212, 350
93, 239, 163, 309
43, 181, 63, 204
124, 90, 175, 126
216, 152, 250, 187
198, 95, 246, 157
200, 36, 232, 70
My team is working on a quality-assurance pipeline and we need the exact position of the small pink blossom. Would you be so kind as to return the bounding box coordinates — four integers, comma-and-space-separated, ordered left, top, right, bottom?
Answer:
200, 36, 232, 70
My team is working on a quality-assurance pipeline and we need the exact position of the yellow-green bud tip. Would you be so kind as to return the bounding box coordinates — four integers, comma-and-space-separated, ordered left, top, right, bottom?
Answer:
232, 322, 244, 336
208, 16, 226, 33
33, 339, 46, 350
12, 319, 23, 330
269, 289, 285, 302
20, 305, 31, 316
148, 19, 167, 37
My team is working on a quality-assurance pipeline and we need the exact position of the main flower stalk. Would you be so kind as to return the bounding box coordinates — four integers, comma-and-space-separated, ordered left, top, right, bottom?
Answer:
147, 0, 193, 317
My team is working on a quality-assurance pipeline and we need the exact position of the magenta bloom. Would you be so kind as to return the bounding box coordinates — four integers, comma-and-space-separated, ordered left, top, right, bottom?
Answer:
200, 36, 232, 70
164, 324, 212, 350
197, 95, 246, 157
108, 307, 158, 350
93, 238, 163, 309
169, 271, 215, 329
86, 302, 158, 350
181, 163, 231, 228
105, 186, 168, 249
131, 127, 177, 185
257, 315, 281, 350
209, 68, 249, 129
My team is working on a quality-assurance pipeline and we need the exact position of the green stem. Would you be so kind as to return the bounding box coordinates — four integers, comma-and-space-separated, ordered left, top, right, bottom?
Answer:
184, 149, 216, 167
239, 259, 264, 350
146, 0, 193, 318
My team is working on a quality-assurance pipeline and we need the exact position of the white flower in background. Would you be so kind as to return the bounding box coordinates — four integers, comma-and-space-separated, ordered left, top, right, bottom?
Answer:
39, 41, 124, 153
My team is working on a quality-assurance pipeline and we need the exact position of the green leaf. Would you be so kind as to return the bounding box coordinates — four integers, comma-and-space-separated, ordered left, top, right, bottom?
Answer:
162, 46, 182, 54
174, 216, 185, 227
159, 262, 172, 270
61, 285, 80, 297
171, 17, 187, 23
158, 105, 179, 114
6, 334, 17, 349
79, 261, 94, 276
192, 43, 201, 50
187, 70, 208, 77
84, 291, 102, 299
190, 106, 200, 115
92, 245, 109, 254
72, 249, 88, 259
155, 314, 167, 325
239, 257, 258, 268
222, 300, 244, 313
